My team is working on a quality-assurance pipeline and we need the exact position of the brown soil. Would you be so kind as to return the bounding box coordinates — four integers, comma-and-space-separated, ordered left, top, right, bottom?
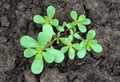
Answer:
0, 0, 120, 82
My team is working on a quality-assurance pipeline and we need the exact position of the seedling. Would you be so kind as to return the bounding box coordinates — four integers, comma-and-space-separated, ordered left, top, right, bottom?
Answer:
60, 38, 81, 59
20, 32, 64, 74
20, 6, 103, 74
67, 11, 91, 33
77, 30, 103, 58
33, 6, 64, 38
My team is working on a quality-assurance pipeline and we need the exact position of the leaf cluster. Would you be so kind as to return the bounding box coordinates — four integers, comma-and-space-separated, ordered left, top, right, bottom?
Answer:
20, 6, 103, 74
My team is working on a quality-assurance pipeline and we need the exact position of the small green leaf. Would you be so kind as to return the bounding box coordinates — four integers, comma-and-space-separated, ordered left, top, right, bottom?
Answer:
91, 44, 103, 53
20, 36, 38, 48
78, 15, 86, 21
77, 48, 86, 58
70, 11, 78, 20
86, 45, 91, 52
78, 23, 87, 33
66, 23, 73, 29
24, 49, 38, 58
43, 24, 55, 35
80, 41, 86, 48
60, 38, 69, 45
38, 32, 51, 49
51, 19, 59, 26
68, 35, 74, 41
33, 15, 45, 24
61, 46, 68, 53
31, 58, 43, 74
90, 40, 98, 44
42, 52, 55, 63
56, 26, 64, 32
47, 6, 55, 19
87, 30, 96, 40
74, 33, 81, 39
46, 48, 64, 63
72, 43, 81, 50
81, 18, 91, 25
69, 48, 75, 59
70, 29, 74, 35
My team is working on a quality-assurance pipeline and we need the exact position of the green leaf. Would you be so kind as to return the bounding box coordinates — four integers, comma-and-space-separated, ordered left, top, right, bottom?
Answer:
70, 29, 74, 35
90, 40, 98, 44
46, 48, 64, 63
81, 18, 91, 25
20, 36, 38, 48
77, 23, 87, 33
77, 48, 86, 59
43, 24, 55, 35
68, 35, 74, 41
24, 49, 38, 58
66, 23, 73, 29
91, 44, 103, 53
31, 58, 43, 74
42, 52, 55, 63
47, 6, 55, 19
38, 32, 51, 49
33, 15, 45, 24
78, 15, 86, 21
70, 11, 78, 20
61, 46, 68, 53
51, 19, 59, 26
69, 48, 75, 59
79, 41, 87, 49
87, 30, 96, 40
56, 26, 64, 32
72, 43, 81, 50
74, 33, 81, 39
86, 45, 91, 52
60, 38, 69, 45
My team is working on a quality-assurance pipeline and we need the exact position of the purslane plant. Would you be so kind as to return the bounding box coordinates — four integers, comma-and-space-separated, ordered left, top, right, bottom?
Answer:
20, 6, 103, 74
20, 32, 64, 74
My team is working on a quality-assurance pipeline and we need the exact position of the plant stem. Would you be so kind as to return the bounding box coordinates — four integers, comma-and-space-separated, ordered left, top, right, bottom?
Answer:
45, 28, 69, 48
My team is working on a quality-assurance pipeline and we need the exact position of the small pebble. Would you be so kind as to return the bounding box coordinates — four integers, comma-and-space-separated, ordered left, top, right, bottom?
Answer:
1, 16, 9, 27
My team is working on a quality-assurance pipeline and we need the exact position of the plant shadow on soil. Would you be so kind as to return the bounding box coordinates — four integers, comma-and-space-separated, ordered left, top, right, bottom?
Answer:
0, 0, 120, 82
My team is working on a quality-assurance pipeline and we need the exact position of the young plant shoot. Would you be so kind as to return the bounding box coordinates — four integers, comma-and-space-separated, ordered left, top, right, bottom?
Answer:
67, 11, 91, 33
33, 6, 64, 37
77, 30, 103, 58
20, 32, 64, 74
20, 6, 103, 74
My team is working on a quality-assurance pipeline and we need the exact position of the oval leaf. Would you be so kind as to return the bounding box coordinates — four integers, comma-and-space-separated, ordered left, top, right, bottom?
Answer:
51, 19, 59, 26
43, 24, 55, 36
91, 44, 103, 53
38, 32, 51, 49
42, 52, 55, 63
77, 48, 86, 59
20, 36, 38, 48
72, 43, 81, 50
78, 23, 87, 33
56, 26, 64, 32
81, 18, 91, 25
31, 59, 43, 74
60, 38, 69, 45
70, 11, 78, 20
78, 15, 86, 21
47, 6, 55, 19
33, 15, 45, 24
46, 48, 64, 63
74, 33, 81, 39
87, 30, 96, 40
24, 49, 38, 58
61, 46, 68, 53
68, 48, 75, 59
68, 35, 74, 41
